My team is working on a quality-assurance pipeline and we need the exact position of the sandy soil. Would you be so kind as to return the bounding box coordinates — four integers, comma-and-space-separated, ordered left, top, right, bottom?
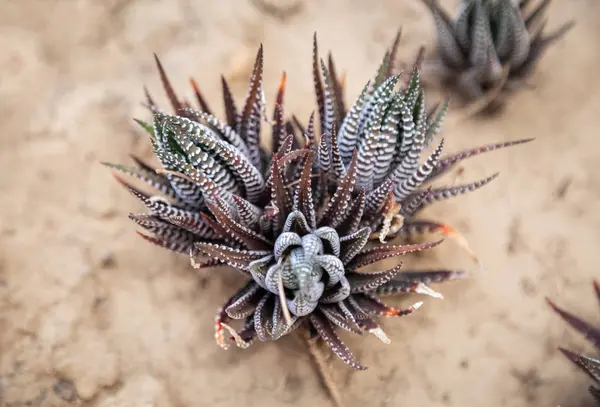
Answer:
1, 0, 600, 406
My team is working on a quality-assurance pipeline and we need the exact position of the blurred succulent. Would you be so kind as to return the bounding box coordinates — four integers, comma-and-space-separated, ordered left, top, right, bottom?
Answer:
548, 282, 600, 404
420, 0, 574, 110
105, 33, 530, 369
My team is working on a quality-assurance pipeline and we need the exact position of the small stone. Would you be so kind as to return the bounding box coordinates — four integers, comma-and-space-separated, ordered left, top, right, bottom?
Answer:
53, 379, 78, 402
99, 253, 117, 269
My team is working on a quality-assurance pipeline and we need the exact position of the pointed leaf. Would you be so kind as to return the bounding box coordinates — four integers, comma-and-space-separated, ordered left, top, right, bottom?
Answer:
347, 264, 403, 293
195, 242, 270, 271
428, 139, 533, 182
319, 149, 358, 228
296, 151, 317, 229
349, 240, 442, 269
189, 78, 213, 114
238, 45, 265, 169
336, 188, 366, 236
206, 198, 272, 250
154, 54, 182, 112
309, 312, 367, 370
549, 299, 600, 350
339, 226, 371, 265
226, 281, 264, 319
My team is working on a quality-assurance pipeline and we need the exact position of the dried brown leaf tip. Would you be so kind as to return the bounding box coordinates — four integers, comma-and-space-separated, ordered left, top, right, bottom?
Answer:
420, 0, 574, 113
548, 282, 600, 405
105, 33, 530, 369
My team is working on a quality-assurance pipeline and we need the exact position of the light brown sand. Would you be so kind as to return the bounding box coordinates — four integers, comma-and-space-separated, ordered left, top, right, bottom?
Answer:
1, 0, 600, 406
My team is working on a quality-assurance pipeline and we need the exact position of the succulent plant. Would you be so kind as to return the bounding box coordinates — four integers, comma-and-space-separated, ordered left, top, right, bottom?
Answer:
105, 33, 530, 369
419, 0, 574, 109
548, 282, 600, 404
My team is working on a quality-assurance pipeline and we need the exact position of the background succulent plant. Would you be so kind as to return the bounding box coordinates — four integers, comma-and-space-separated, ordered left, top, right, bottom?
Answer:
548, 283, 600, 405
420, 0, 574, 110
105, 33, 530, 369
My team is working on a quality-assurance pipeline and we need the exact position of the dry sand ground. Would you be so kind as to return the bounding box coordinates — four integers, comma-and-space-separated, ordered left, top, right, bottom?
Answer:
1, 0, 600, 406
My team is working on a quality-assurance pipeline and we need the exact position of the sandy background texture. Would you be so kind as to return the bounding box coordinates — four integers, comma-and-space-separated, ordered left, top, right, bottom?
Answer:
2, 0, 600, 406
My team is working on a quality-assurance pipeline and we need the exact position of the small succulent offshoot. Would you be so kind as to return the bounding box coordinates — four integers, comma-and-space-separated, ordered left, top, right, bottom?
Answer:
548, 282, 600, 405
419, 0, 574, 114
105, 32, 530, 373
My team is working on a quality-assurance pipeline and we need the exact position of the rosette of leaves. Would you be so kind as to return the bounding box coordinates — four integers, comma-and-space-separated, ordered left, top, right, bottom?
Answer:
105, 33, 530, 369
420, 0, 574, 110
548, 282, 600, 404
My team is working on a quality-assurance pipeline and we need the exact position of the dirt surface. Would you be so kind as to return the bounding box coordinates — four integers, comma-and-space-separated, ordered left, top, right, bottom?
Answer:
1, 0, 600, 406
